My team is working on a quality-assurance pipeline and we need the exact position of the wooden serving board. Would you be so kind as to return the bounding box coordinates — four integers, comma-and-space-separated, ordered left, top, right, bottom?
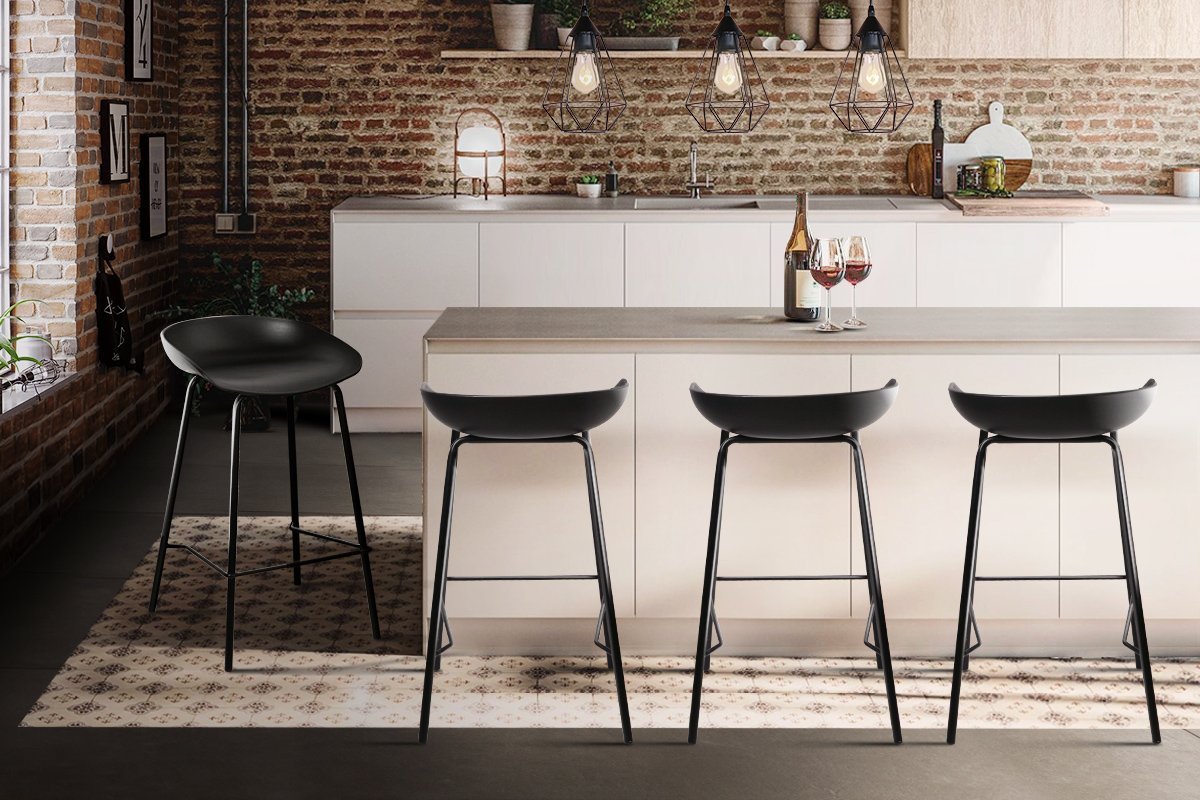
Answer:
948, 190, 1109, 217
906, 143, 1032, 195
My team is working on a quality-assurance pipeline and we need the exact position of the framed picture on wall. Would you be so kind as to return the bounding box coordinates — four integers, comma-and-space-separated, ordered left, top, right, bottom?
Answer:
100, 100, 130, 184
140, 133, 167, 240
126, 0, 153, 81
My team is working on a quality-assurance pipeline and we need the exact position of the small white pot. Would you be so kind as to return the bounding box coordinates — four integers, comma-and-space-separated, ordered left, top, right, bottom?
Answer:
819, 18, 852, 50
576, 183, 602, 198
750, 35, 781, 51
557, 27, 573, 48
780, 38, 807, 52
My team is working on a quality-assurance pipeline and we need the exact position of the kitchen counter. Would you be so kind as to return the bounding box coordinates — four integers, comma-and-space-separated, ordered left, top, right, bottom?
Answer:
422, 306, 1200, 658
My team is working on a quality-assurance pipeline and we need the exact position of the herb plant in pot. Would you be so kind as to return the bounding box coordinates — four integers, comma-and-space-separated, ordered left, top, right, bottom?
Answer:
576, 174, 602, 198
606, 0, 693, 51
154, 252, 315, 431
492, 0, 537, 51
537, 0, 576, 49
819, 1, 852, 50
0, 300, 51, 375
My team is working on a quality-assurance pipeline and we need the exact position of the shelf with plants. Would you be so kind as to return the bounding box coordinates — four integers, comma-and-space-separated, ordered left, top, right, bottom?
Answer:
439, 48, 905, 59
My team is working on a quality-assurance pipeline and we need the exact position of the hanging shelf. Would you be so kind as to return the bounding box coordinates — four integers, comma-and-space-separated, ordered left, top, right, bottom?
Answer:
440, 49, 906, 60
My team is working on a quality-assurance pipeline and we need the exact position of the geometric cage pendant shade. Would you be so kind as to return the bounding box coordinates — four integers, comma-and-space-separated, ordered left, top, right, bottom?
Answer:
829, 1, 913, 134
542, 1, 626, 133
685, 2, 769, 133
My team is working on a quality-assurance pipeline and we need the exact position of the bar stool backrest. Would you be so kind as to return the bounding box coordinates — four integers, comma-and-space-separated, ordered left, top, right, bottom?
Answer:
689, 379, 899, 439
421, 380, 629, 439
948, 380, 1156, 440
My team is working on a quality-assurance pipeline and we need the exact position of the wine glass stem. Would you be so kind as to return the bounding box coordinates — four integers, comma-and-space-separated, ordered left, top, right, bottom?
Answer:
824, 288, 832, 325
851, 285, 858, 321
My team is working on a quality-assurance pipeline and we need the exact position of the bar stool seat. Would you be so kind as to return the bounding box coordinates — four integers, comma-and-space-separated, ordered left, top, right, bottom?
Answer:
419, 380, 633, 745
687, 380, 903, 745
949, 380, 1155, 440
150, 316, 381, 673
161, 315, 362, 397
946, 379, 1160, 745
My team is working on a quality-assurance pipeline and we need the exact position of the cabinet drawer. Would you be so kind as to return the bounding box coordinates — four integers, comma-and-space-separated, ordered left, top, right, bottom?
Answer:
335, 316, 437, 409
479, 222, 624, 307
625, 222, 771, 307
1064, 222, 1200, 307
917, 223, 1062, 307
332, 221, 478, 311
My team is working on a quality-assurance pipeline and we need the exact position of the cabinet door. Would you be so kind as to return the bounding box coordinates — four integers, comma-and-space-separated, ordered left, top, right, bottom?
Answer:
336, 315, 436, 410
1125, 0, 1200, 58
769, 222, 917, 309
625, 223, 771, 307
635, 355, 852, 619
852, 355, 1060, 620
479, 222, 624, 307
331, 221, 478, 311
1060, 356, 1200, 621
916, 223, 1062, 307
424, 355, 635, 621
905, 0, 1123, 58
1063, 222, 1200, 307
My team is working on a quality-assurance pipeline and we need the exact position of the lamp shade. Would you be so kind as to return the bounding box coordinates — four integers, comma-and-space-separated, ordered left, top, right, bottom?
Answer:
685, 3, 769, 133
456, 125, 504, 179
829, 2, 912, 134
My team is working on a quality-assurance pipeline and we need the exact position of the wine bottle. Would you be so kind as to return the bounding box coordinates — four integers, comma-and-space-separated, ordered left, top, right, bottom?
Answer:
783, 193, 821, 322
931, 99, 945, 199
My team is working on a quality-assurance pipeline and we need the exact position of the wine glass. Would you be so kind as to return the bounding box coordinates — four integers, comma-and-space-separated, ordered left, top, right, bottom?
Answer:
841, 235, 872, 329
810, 238, 845, 333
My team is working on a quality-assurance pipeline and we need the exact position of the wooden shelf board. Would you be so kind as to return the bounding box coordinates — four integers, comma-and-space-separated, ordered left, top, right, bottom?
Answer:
439, 48, 896, 60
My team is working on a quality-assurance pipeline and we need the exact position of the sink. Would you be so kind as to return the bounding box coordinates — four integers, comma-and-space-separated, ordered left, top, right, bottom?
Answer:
633, 197, 764, 210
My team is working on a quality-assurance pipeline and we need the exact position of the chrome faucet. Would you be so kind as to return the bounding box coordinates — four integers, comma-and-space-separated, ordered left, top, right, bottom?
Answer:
685, 141, 715, 199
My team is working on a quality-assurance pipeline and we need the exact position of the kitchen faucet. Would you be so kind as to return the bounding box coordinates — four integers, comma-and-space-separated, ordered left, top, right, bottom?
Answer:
685, 141, 714, 199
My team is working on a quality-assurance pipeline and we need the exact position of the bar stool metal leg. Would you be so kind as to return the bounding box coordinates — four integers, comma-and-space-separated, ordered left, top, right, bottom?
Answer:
850, 433, 902, 744
150, 375, 200, 613
287, 396, 302, 586
333, 385, 381, 640
1107, 433, 1160, 744
225, 395, 245, 672
419, 432, 464, 744
689, 432, 732, 745
581, 432, 633, 744
948, 431, 991, 744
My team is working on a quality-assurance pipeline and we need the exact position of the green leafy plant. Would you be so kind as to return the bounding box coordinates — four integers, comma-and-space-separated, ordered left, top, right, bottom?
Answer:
755, 30, 775, 38
820, 2, 850, 19
155, 252, 315, 322
788, 33, 803, 40
578, 174, 601, 184
0, 300, 50, 372
609, 0, 694, 36
538, 0, 578, 26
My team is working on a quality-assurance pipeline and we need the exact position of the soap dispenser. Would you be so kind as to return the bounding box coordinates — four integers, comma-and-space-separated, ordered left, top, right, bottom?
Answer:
605, 161, 619, 198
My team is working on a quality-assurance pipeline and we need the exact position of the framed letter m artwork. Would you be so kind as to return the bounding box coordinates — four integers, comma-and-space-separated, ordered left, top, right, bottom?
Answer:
100, 100, 130, 184
126, 0, 153, 81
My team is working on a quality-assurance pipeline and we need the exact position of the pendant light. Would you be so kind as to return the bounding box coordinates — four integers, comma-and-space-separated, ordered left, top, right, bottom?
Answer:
685, 2, 769, 133
542, 1, 625, 133
829, 1, 912, 134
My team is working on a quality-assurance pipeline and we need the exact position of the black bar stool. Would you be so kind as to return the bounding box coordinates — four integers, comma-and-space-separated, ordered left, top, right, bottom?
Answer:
946, 380, 1160, 745
419, 380, 633, 745
151, 316, 381, 672
687, 380, 903, 745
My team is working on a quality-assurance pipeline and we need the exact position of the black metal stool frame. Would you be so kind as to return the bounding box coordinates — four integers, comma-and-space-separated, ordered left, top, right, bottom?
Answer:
947, 431, 1160, 745
688, 430, 903, 745
148, 376, 382, 672
419, 430, 633, 745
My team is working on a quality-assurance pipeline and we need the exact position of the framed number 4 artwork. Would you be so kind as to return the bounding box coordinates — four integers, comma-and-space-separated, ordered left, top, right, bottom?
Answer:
126, 0, 153, 81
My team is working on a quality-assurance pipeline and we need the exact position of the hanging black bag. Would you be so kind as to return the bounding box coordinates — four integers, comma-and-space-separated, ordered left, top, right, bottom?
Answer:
95, 235, 143, 373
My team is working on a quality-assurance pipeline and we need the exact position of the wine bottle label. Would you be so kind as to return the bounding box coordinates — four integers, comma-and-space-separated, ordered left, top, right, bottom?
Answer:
797, 268, 822, 309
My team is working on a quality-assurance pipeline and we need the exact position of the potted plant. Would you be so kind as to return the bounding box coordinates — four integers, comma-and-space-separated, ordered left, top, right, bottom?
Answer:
784, 0, 819, 46
575, 174, 602, 198
537, 0, 576, 49
780, 33, 808, 52
849, 0, 892, 35
751, 30, 781, 51
0, 300, 51, 374
154, 252, 315, 430
819, 1, 852, 50
606, 0, 693, 50
492, 0, 537, 51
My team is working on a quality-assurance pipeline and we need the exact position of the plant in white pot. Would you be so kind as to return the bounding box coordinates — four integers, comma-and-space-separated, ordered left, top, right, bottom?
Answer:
576, 174, 603, 198
492, 0, 537, 51
538, 0, 577, 48
819, 1, 852, 50
0, 300, 51, 375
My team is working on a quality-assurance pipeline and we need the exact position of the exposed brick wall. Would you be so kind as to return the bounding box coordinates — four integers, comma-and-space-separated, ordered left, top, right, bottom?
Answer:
1, 0, 179, 571
174, 1, 1200, 330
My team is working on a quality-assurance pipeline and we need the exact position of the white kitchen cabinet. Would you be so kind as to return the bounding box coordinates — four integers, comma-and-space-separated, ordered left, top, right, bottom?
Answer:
916, 223, 1062, 307
851, 355, 1060, 620
903, 0, 1124, 59
1125, 0, 1200, 58
331, 221, 478, 311
634, 354, 852, 620
625, 223, 771, 307
423, 354, 635, 621
336, 315, 437, 415
1063, 222, 1200, 307
479, 222, 625, 307
1059, 356, 1200, 622
769, 222, 917, 309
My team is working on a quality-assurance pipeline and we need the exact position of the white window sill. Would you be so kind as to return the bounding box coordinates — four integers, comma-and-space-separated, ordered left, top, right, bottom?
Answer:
0, 369, 74, 414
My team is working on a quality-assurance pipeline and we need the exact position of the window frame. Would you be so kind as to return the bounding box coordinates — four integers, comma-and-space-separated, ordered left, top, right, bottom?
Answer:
0, 0, 12, 375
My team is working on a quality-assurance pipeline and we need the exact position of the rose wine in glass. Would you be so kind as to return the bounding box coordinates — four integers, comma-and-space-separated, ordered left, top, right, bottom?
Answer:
811, 238, 845, 333
841, 235, 872, 329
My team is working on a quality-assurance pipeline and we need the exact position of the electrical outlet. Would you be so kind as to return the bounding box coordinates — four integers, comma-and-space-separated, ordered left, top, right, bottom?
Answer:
215, 212, 258, 235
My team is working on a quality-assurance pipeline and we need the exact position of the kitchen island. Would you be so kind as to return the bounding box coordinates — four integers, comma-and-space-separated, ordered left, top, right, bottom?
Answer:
423, 307, 1200, 658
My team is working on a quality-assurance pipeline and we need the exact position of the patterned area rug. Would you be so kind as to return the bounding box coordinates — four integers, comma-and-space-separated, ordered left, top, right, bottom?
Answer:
21, 516, 1200, 729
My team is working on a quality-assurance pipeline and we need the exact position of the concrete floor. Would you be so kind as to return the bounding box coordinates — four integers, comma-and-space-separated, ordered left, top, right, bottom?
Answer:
2, 404, 1199, 798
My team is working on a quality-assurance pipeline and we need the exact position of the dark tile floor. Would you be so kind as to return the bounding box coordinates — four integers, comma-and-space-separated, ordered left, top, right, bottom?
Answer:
2, 405, 1199, 798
